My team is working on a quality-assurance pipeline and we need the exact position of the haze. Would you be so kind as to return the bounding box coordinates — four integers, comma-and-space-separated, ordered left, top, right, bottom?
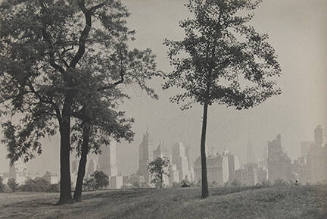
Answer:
0, 0, 326, 176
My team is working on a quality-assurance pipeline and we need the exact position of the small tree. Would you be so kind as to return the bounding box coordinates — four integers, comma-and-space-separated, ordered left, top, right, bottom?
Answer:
164, 0, 281, 198
148, 157, 170, 188
91, 171, 109, 190
7, 178, 18, 192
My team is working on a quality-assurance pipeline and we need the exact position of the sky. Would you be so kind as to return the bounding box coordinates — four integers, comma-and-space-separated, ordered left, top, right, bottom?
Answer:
0, 0, 326, 175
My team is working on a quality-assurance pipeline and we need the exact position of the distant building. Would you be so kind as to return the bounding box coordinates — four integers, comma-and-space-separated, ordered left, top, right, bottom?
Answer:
246, 141, 256, 164
267, 134, 294, 182
169, 164, 180, 185
222, 151, 236, 183
137, 131, 150, 184
300, 141, 313, 158
306, 126, 327, 183
109, 176, 123, 189
8, 163, 16, 180
43, 171, 59, 184
86, 157, 97, 177
172, 142, 190, 181
8, 161, 27, 185
314, 125, 323, 147
153, 142, 168, 159
98, 141, 118, 177
194, 154, 223, 185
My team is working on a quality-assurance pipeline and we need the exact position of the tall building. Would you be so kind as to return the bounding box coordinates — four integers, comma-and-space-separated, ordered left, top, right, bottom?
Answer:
246, 140, 256, 164
137, 131, 150, 184
97, 141, 118, 177
153, 142, 168, 159
314, 125, 323, 146
194, 154, 223, 185
222, 151, 236, 183
8, 163, 16, 180
267, 134, 294, 182
306, 125, 327, 183
172, 142, 190, 181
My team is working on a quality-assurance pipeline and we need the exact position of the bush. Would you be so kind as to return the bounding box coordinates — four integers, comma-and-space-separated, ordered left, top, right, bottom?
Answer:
181, 179, 191, 188
273, 179, 289, 186
7, 178, 18, 192
47, 183, 59, 193
20, 177, 51, 192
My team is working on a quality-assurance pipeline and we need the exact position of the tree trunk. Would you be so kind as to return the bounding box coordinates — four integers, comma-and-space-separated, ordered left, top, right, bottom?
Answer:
200, 101, 209, 198
58, 97, 73, 204
73, 123, 90, 202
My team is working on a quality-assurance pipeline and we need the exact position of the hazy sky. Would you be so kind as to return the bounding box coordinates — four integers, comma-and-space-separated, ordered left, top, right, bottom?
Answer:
1, 0, 326, 175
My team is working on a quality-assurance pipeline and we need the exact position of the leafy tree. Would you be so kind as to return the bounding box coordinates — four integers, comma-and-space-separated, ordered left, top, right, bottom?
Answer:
0, 0, 159, 204
7, 178, 18, 192
148, 157, 170, 188
71, 41, 158, 201
91, 170, 109, 189
164, 0, 281, 198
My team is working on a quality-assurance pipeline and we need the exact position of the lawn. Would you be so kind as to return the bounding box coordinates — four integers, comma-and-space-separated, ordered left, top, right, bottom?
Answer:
0, 185, 326, 219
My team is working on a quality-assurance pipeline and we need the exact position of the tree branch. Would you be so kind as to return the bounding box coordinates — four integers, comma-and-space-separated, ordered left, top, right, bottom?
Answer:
39, 0, 67, 75
70, 1, 105, 68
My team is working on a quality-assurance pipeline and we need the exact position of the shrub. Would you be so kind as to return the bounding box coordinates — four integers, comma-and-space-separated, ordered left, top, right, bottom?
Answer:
20, 177, 51, 192
47, 183, 59, 193
7, 178, 18, 192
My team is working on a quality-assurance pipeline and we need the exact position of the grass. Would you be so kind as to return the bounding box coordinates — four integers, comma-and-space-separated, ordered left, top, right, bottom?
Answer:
0, 185, 326, 219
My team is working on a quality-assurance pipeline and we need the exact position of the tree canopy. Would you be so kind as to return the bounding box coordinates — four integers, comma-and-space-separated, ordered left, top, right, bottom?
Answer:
164, 0, 281, 110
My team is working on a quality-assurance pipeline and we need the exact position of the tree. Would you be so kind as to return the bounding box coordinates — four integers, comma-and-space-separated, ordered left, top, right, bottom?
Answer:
92, 170, 109, 190
0, 0, 159, 204
148, 157, 170, 188
7, 178, 18, 192
71, 42, 158, 201
164, 0, 281, 198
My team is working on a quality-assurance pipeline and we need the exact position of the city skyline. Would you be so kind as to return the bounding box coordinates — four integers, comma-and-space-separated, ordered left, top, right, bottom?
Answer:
0, 0, 327, 177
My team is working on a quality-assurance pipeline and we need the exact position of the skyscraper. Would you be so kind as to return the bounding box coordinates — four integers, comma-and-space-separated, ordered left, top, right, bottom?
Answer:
246, 140, 256, 164
137, 131, 150, 184
267, 134, 294, 182
97, 141, 118, 177
314, 125, 323, 146
172, 142, 190, 181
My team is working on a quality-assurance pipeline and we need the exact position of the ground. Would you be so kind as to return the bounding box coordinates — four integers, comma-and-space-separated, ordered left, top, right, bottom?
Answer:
0, 185, 326, 219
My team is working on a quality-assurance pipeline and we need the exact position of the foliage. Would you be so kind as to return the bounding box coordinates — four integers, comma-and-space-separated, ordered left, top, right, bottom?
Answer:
148, 157, 170, 188
92, 170, 109, 190
83, 177, 97, 191
20, 177, 51, 192
7, 178, 18, 192
47, 183, 60, 193
181, 179, 191, 187
83, 170, 109, 191
164, 0, 281, 109
273, 179, 289, 186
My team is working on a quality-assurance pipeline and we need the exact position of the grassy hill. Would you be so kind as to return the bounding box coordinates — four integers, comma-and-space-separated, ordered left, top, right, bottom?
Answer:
0, 185, 326, 218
